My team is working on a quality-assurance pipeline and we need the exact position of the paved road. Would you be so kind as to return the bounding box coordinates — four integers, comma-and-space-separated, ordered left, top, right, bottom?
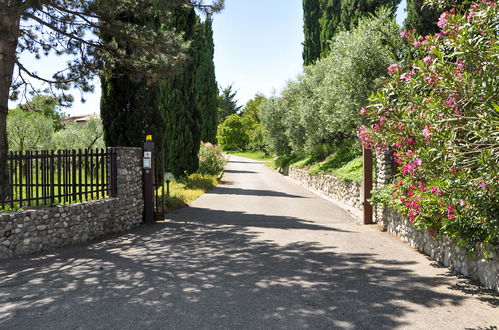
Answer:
0, 155, 497, 329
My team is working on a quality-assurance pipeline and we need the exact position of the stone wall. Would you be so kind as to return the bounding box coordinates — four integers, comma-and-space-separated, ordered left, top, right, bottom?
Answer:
288, 168, 362, 210
0, 147, 143, 259
375, 151, 499, 293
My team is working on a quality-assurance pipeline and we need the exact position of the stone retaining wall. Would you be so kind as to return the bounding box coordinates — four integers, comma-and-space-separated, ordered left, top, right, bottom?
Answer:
375, 151, 499, 292
0, 147, 143, 259
288, 168, 362, 210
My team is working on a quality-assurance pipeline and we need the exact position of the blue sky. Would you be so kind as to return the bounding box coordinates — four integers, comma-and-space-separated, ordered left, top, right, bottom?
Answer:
10, 0, 407, 116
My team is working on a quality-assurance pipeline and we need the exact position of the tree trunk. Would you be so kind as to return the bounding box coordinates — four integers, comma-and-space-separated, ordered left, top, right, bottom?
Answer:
0, 4, 21, 203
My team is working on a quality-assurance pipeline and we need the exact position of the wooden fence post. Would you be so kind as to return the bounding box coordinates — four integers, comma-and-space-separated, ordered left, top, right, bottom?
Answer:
363, 147, 373, 224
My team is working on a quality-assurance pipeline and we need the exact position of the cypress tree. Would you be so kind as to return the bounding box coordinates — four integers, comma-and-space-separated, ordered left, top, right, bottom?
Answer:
303, 0, 401, 61
319, 0, 341, 58
195, 17, 219, 144
303, 0, 322, 66
160, 8, 201, 177
404, 0, 442, 36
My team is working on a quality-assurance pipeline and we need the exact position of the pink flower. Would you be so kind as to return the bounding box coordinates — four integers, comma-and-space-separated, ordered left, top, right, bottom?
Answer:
387, 64, 400, 75
414, 158, 422, 166
431, 186, 441, 195
479, 182, 487, 189
438, 12, 450, 28
400, 30, 410, 40
422, 128, 431, 141
400, 70, 416, 82
379, 116, 386, 126
408, 137, 415, 144
448, 214, 456, 220
357, 126, 372, 149
423, 56, 434, 65
444, 95, 456, 107
460, 200, 466, 207
359, 107, 367, 115
467, 11, 475, 20
426, 75, 437, 85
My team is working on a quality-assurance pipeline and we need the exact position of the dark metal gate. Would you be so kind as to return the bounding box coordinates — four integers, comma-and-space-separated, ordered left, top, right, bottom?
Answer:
143, 136, 167, 223
153, 149, 166, 220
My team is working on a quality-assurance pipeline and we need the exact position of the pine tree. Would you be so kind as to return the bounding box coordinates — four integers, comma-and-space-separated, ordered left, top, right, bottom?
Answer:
100, 6, 166, 149
195, 18, 219, 144
160, 8, 201, 177
217, 85, 242, 124
303, 0, 322, 66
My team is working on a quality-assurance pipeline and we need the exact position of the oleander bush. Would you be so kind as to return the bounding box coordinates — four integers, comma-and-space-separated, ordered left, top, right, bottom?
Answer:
197, 143, 227, 175
360, 1, 499, 247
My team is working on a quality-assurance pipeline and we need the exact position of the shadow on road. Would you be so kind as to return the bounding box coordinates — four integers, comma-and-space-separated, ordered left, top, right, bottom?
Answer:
208, 186, 306, 199
166, 207, 352, 232
0, 218, 486, 329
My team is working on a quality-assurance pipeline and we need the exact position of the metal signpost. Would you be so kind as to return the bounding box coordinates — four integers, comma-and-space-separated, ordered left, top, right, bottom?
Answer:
143, 135, 155, 223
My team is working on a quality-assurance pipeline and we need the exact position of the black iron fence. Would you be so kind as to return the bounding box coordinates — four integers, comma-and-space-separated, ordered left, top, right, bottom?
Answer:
1, 148, 117, 211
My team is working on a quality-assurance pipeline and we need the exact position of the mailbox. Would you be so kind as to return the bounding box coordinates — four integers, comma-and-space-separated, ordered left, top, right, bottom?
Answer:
143, 151, 152, 169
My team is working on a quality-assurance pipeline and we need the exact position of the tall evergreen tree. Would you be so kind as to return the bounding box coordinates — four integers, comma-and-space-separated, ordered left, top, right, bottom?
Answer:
303, 0, 322, 66
404, 0, 442, 36
195, 18, 219, 144
303, 0, 401, 62
319, 0, 342, 59
160, 8, 201, 177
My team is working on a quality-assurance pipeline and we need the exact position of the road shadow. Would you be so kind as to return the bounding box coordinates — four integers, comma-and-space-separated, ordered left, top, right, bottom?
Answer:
208, 186, 306, 199
0, 220, 493, 329
166, 207, 352, 232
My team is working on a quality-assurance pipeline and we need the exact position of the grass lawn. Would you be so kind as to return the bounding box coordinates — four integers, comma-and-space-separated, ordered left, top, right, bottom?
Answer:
224, 151, 274, 162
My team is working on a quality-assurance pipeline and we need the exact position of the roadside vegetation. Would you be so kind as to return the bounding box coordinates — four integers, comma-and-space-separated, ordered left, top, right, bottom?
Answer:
162, 143, 226, 211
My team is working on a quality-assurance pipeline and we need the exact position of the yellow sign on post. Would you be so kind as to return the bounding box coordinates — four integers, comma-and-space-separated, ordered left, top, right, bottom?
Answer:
146, 135, 153, 141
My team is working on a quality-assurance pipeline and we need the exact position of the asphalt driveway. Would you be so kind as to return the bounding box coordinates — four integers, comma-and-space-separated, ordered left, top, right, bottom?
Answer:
0, 155, 497, 329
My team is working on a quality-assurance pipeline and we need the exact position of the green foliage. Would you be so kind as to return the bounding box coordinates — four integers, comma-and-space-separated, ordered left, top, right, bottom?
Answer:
217, 84, 242, 124
160, 8, 203, 177
308, 139, 362, 173
361, 1, 499, 246
261, 10, 401, 157
240, 94, 267, 152
217, 114, 249, 151
404, 0, 442, 36
7, 109, 54, 152
17, 95, 65, 130
197, 143, 227, 175
195, 18, 219, 144
302, 0, 401, 64
303, 0, 322, 65
53, 119, 105, 150
330, 157, 363, 182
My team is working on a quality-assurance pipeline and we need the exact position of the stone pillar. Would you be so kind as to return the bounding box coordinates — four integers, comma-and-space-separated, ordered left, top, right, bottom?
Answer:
374, 150, 394, 228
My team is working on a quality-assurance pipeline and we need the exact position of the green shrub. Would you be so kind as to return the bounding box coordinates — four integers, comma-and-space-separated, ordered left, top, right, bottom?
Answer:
197, 143, 226, 175
217, 114, 249, 151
